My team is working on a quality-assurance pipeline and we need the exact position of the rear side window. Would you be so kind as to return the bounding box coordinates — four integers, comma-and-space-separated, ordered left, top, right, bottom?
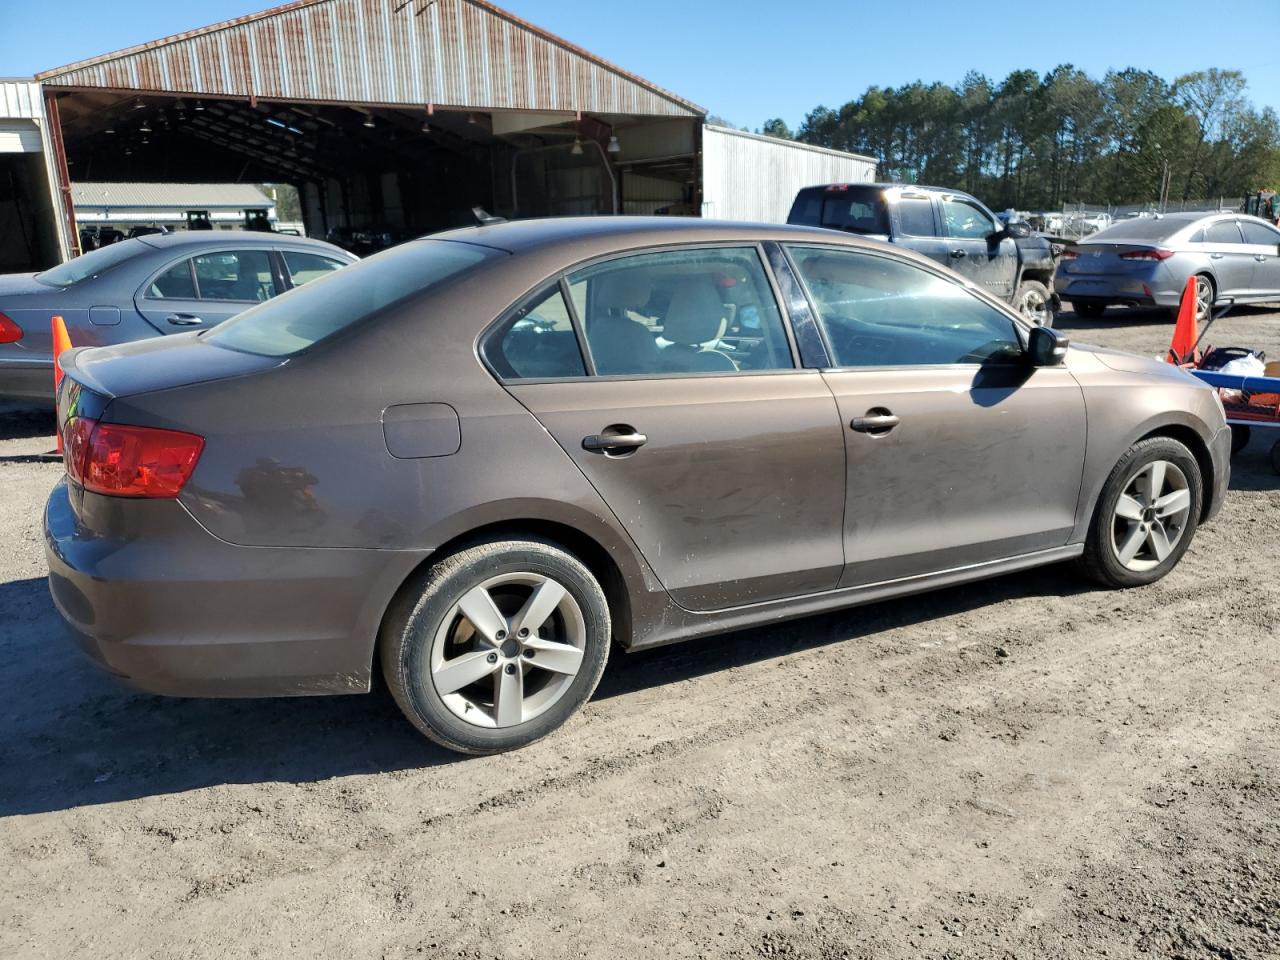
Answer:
1205, 220, 1244, 244
1240, 220, 1280, 245
147, 260, 197, 299
483, 285, 587, 380
207, 240, 500, 357
897, 196, 936, 236
192, 250, 276, 302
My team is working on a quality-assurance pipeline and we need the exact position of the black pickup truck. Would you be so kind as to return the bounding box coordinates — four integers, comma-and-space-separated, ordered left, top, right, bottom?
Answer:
788, 183, 1059, 326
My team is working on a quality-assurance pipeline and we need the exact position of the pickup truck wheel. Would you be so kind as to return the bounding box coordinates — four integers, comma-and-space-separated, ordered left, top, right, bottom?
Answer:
1013, 281, 1053, 326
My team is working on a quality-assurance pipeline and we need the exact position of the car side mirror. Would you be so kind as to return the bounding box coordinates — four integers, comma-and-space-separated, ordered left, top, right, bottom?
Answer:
1028, 325, 1069, 366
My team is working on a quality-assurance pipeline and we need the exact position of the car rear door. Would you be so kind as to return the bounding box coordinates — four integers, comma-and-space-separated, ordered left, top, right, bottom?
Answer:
133, 248, 279, 334
939, 194, 1017, 301
784, 243, 1087, 586
495, 244, 847, 612
1199, 219, 1253, 298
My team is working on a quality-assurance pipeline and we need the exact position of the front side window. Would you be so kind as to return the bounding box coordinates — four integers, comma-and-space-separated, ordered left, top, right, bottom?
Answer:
483, 285, 587, 380
192, 250, 277, 302
1205, 220, 1244, 244
567, 247, 794, 377
787, 246, 1023, 367
208, 240, 500, 357
147, 259, 197, 299
942, 197, 997, 239
283, 250, 348, 287
1240, 220, 1280, 245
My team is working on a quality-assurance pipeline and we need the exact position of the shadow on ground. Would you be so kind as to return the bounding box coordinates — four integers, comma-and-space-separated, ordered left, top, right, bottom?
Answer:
1, 562, 1093, 818
0, 402, 55, 442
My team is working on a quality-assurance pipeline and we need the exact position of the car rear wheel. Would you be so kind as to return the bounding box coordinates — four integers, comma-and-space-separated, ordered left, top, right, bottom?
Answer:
1073, 302, 1106, 319
381, 538, 611, 754
1077, 437, 1203, 588
1194, 274, 1215, 323
1014, 280, 1054, 326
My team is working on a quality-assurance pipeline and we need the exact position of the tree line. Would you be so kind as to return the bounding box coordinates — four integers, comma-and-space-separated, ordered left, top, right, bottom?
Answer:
759, 67, 1280, 212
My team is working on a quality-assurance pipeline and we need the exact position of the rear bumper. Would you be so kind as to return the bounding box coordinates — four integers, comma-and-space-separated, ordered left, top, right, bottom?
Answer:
1055, 271, 1182, 309
43, 479, 425, 698
0, 359, 55, 402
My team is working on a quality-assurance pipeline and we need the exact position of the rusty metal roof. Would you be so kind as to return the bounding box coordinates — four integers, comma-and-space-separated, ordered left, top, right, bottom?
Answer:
36, 0, 704, 119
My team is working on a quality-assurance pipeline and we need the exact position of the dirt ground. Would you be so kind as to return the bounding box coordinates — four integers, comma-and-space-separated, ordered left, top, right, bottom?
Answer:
1, 306, 1278, 960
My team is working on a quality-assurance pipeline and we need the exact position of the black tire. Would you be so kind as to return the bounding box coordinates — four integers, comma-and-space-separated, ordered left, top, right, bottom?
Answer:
1077, 437, 1203, 589
1073, 302, 1106, 319
1230, 424, 1251, 456
1013, 280, 1054, 326
381, 537, 611, 755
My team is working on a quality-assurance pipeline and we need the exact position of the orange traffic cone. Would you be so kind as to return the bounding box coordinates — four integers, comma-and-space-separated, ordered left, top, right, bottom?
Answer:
1166, 276, 1198, 366
51, 315, 72, 453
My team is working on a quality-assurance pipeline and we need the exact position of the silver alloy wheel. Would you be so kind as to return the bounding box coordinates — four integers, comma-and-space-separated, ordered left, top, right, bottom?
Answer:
1195, 276, 1213, 322
1019, 288, 1048, 325
429, 572, 587, 729
1108, 459, 1192, 573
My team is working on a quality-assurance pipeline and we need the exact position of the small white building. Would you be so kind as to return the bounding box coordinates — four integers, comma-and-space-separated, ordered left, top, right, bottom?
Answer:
71, 182, 278, 236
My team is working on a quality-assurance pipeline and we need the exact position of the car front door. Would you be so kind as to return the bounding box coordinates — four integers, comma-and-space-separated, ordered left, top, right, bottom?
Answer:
1238, 219, 1280, 297
939, 195, 1018, 301
495, 245, 847, 612
134, 249, 280, 334
784, 244, 1087, 586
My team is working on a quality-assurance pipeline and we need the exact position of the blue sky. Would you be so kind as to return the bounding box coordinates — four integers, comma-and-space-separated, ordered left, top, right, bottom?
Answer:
2, 0, 1276, 130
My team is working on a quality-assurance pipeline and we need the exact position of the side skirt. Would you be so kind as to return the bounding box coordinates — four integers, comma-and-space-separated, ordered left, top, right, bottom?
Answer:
627, 544, 1084, 652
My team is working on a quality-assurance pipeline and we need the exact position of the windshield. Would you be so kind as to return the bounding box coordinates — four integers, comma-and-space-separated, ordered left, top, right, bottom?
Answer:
206, 239, 502, 357
36, 240, 144, 287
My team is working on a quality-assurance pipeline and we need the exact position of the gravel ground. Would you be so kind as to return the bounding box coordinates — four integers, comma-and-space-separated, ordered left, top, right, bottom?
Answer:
1, 307, 1277, 960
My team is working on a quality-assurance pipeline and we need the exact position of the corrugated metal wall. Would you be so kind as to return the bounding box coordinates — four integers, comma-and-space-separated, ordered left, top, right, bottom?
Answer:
700, 125, 875, 223
38, 0, 701, 118
0, 80, 44, 120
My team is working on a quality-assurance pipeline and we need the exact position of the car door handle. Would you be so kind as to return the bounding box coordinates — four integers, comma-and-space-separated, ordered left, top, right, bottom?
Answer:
949, 249, 967, 259
166, 314, 203, 325
850, 413, 900, 434
582, 431, 647, 452
1209, 253, 1225, 260
1255, 254, 1268, 262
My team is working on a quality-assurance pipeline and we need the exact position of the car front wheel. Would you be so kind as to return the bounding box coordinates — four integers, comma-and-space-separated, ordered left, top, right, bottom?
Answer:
1078, 437, 1203, 588
381, 538, 611, 754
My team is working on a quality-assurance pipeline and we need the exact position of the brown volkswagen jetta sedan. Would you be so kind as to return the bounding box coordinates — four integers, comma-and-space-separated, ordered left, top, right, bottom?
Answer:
45, 217, 1231, 754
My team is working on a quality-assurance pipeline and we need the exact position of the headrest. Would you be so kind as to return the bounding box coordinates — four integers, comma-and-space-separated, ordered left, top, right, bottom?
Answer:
663, 281, 726, 346
594, 270, 651, 314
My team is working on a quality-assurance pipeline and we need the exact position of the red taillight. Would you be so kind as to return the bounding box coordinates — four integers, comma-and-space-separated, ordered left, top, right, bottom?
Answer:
62, 416, 204, 498
1119, 248, 1175, 261
0, 311, 22, 344
1060, 248, 1080, 260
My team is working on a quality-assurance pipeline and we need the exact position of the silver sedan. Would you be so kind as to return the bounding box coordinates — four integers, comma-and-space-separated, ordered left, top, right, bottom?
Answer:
1055, 211, 1280, 320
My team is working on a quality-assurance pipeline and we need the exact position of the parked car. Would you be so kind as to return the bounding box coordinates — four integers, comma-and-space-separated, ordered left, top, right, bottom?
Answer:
0, 231, 355, 401
788, 183, 1059, 326
45, 217, 1230, 755
1056, 212, 1280, 321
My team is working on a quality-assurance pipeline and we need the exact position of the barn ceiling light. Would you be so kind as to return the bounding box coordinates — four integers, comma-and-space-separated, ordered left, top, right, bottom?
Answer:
606, 135, 621, 154
132, 97, 145, 110
570, 138, 583, 156
139, 120, 152, 133
193, 100, 205, 112
363, 116, 376, 128
421, 121, 432, 134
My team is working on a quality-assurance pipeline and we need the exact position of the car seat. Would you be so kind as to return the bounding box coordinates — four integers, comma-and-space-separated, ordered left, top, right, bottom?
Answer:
587, 270, 660, 375
230, 258, 266, 301
659, 281, 736, 373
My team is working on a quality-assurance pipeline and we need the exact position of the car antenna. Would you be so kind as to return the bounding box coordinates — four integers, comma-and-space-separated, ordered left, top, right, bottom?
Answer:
472, 206, 506, 226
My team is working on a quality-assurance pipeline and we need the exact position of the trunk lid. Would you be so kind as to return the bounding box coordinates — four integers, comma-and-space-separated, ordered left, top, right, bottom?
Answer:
0, 272, 53, 298
1061, 243, 1163, 277
59, 332, 284, 400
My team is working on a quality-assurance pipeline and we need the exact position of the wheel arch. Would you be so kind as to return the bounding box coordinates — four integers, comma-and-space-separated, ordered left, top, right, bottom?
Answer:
1136, 422, 1215, 523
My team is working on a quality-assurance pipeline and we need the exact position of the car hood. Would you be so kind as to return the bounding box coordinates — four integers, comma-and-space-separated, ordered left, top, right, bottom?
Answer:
62, 332, 284, 400
0, 272, 54, 299
1071, 342, 1200, 382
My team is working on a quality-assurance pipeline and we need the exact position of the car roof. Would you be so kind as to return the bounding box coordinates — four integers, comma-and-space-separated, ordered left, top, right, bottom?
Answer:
136, 231, 350, 256
800, 182, 960, 195
428, 215, 875, 255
